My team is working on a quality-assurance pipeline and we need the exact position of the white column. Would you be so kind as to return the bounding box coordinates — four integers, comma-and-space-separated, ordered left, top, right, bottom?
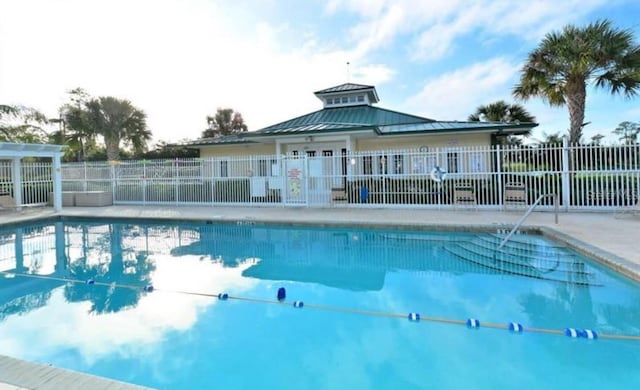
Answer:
12, 157, 22, 208
52, 153, 63, 211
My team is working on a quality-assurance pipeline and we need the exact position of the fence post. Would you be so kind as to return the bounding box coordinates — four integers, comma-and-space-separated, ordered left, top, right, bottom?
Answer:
304, 154, 310, 207
561, 137, 570, 211
175, 159, 179, 206
496, 145, 503, 207
83, 161, 88, 191
11, 158, 23, 207
110, 163, 116, 202
52, 155, 62, 211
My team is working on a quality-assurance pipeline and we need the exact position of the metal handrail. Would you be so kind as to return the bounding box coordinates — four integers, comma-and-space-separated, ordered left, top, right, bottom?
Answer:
498, 194, 559, 249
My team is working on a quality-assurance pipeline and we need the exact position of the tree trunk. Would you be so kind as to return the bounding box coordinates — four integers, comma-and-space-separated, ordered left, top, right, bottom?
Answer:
105, 137, 120, 161
566, 79, 587, 144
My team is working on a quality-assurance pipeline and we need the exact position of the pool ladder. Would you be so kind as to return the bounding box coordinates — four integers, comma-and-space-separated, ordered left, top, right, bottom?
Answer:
498, 194, 559, 249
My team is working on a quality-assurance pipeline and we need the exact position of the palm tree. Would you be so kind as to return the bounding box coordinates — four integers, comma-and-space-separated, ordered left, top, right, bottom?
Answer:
468, 100, 536, 145
513, 19, 640, 144
468, 100, 536, 123
85, 97, 150, 161
60, 88, 95, 161
612, 121, 639, 144
203, 108, 248, 138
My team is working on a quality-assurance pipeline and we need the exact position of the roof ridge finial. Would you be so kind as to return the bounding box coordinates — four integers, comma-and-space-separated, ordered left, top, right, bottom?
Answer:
346, 61, 350, 83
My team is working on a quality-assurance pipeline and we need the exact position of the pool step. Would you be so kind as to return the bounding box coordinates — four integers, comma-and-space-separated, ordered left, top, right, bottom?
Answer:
472, 236, 577, 261
444, 235, 600, 286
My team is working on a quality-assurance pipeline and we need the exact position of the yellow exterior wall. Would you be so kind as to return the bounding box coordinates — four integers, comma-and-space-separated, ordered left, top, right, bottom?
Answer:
198, 132, 492, 158
354, 132, 491, 151
199, 144, 276, 158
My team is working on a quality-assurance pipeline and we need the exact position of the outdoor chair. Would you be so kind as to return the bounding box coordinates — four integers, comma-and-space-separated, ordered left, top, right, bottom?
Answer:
503, 182, 527, 209
0, 194, 18, 211
331, 188, 348, 204
453, 183, 477, 209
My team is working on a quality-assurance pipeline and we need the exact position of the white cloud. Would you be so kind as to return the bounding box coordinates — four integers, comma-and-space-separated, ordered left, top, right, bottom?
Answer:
0, 0, 629, 149
327, 0, 610, 62
403, 57, 519, 120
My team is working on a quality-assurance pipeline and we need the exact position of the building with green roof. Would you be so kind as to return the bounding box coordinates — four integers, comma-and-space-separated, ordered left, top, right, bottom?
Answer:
183, 84, 537, 205
187, 82, 536, 158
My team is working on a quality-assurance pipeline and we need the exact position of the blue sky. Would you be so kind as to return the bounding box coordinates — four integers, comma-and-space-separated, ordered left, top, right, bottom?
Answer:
1, 0, 639, 145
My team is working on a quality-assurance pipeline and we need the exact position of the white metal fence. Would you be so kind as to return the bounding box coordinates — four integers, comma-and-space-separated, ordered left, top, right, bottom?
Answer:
56, 141, 640, 211
0, 161, 54, 206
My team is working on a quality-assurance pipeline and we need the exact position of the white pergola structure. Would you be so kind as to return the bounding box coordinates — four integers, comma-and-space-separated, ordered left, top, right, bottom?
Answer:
0, 142, 65, 211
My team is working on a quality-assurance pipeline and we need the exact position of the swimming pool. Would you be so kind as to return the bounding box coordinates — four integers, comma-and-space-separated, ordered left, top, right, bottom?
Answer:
0, 218, 639, 389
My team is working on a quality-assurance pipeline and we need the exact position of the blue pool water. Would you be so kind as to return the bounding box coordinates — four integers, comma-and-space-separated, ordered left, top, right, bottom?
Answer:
0, 218, 639, 389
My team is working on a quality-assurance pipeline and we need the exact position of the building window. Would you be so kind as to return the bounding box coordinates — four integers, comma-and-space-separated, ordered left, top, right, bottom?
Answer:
341, 97, 348, 103
357, 95, 364, 102
379, 155, 388, 175
258, 160, 269, 176
292, 150, 299, 158
349, 96, 356, 102
393, 155, 404, 174
306, 150, 316, 157
447, 152, 459, 173
363, 156, 372, 175
220, 161, 228, 177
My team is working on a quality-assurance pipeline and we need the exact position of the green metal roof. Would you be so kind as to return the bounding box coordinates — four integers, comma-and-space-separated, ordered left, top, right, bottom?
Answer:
180, 134, 257, 147
314, 83, 375, 94
184, 97, 538, 147
378, 121, 536, 135
255, 105, 436, 135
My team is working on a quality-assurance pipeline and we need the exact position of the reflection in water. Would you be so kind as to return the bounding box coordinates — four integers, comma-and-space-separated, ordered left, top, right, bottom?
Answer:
0, 219, 259, 366
0, 219, 639, 388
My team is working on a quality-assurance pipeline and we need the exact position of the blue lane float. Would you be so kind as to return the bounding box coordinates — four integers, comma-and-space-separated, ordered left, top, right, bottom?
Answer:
143, 284, 154, 292
565, 328, 579, 338
293, 301, 304, 308
277, 287, 286, 302
408, 313, 420, 322
582, 329, 598, 339
466, 318, 480, 328
508, 322, 523, 333
86, 279, 95, 285
217, 293, 229, 300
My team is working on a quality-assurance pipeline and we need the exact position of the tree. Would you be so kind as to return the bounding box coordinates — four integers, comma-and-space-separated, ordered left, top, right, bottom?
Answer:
612, 121, 639, 144
590, 133, 605, 145
64, 94, 151, 161
513, 19, 640, 144
142, 140, 199, 159
537, 131, 564, 145
60, 88, 97, 161
203, 108, 248, 138
0, 104, 49, 143
468, 100, 536, 145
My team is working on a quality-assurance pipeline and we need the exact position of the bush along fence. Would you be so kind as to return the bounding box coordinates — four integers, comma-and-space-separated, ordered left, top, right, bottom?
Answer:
55, 140, 640, 210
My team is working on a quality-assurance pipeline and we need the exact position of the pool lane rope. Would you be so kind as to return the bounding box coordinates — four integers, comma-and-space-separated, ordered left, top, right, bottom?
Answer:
2, 270, 639, 342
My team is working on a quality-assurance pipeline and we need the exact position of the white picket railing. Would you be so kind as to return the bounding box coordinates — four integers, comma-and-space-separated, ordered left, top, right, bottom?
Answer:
52, 141, 639, 211
0, 161, 54, 206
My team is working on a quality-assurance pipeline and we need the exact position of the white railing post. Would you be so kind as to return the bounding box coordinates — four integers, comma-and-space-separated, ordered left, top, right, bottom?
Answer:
52, 154, 63, 211
83, 161, 88, 192
562, 137, 570, 211
110, 163, 116, 202
496, 145, 503, 207
12, 157, 22, 207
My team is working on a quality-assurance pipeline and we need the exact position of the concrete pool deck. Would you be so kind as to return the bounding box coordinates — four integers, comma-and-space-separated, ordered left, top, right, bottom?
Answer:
0, 205, 639, 388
